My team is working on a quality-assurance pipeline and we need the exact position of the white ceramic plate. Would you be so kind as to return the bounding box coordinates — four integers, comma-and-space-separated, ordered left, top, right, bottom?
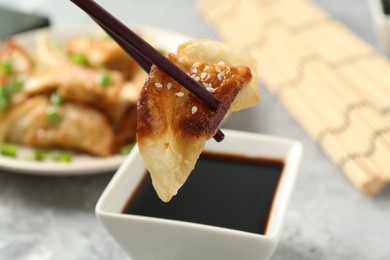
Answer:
0, 25, 192, 176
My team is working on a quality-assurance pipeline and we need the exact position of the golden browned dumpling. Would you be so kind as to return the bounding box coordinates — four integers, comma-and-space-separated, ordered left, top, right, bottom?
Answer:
0, 39, 34, 84
1, 32, 149, 158
66, 35, 139, 79
34, 32, 70, 70
23, 65, 128, 128
177, 40, 259, 111
137, 40, 257, 202
0, 96, 114, 156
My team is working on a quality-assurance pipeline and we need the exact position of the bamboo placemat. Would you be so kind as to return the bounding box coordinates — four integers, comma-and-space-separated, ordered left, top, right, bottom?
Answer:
198, 0, 390, 195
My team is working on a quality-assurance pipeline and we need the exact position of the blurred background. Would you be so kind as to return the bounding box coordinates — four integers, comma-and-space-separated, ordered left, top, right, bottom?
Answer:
0, 0, 378, 43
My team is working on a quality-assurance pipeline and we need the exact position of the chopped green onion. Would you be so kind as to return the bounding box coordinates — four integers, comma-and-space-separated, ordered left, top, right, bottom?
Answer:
119, 143, 135, 155
70, 53, 88, 65
0, 88, 10, 112
49, 92, 65, 106
0, 143, 18, 157
0, 61, 13, 74
0, 85, 9, 97
0, 94, 9, 112
57, 152, 73, 163
32, 149, 47, 161
0, 78, 24, 112
47, 110, 61, 125
7, 78, 24, 94
96, 71, 112, 88
49, 150, 72, 163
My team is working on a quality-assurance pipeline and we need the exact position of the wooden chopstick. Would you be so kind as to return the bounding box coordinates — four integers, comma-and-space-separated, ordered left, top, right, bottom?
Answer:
68, 0, 220, 109
93, 18, 224, 142
92, 18, 153, 73
69, 0, 225, 141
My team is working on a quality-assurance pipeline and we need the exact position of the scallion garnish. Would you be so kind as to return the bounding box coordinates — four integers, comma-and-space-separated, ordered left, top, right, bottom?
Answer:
49, 92, 65, 106
0, 87, 10, 111
96, 71, 112, 88
47, 110, 61, 125
7, 78, 24, 94
32, 149, 47, 161
57, 152, 73, 163
0, 78, 24, 112
52, 151, 73, 163
0, 143, 18, 157
70, 53, 88, 65
0, 61, 13, 74
119, 143, 135, 155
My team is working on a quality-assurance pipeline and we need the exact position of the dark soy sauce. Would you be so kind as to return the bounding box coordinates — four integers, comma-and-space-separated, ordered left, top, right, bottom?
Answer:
122, 152, 284, 235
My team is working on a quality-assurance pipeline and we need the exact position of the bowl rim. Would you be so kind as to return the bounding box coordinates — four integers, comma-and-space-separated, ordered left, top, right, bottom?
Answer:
96, 129, 302, 240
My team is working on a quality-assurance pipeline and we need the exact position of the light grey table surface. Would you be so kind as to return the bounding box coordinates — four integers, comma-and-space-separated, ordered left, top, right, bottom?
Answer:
0, 0, 389, 259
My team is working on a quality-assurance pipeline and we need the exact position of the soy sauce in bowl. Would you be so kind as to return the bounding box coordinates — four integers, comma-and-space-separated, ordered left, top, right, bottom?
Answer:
122, 151, 284, 235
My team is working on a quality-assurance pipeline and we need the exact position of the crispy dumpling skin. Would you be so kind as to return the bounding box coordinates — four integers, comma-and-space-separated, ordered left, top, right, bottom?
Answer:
177, 39, 259, 111
112, 104, 138, 151
23, 65, 128, 128
0, 38, 34, 84
137, 41, 255, 202
35, 32, 70, 70
121, 69, 148, 103
23, 65, 123, 102
66, 35, 139, 79
0, 96, 114, 156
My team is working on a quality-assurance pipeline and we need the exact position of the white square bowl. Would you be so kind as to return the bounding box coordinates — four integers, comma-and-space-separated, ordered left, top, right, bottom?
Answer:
96, 129, 302, 260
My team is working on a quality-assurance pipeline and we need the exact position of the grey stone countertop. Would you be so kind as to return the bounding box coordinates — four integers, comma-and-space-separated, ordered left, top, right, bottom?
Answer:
0, 0, 389, 259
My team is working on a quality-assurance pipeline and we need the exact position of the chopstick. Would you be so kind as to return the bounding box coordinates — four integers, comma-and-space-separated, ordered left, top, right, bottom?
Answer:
93, 18, 225, 143
69, 0, 225, 142
95, 19, 225, 142
92, 18, 153, 73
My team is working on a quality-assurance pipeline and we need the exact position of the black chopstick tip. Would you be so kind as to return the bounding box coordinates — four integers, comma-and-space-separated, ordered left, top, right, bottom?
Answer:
213, 129, 225, 142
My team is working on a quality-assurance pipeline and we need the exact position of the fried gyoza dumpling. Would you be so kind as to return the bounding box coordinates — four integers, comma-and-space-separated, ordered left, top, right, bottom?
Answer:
177, 40, 259, 111
110, 72, 149, 150
0, 96, 114, 156
66, 35, 139, 79
23, 65, 128, 127
35, 32, 69, 70
137, 40, 258, 202
0, 39, 34, 84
